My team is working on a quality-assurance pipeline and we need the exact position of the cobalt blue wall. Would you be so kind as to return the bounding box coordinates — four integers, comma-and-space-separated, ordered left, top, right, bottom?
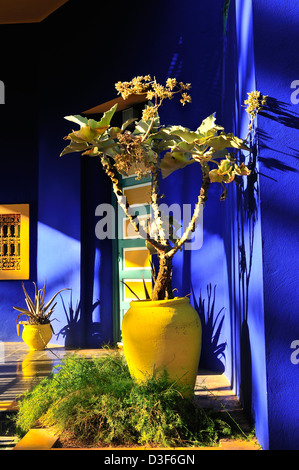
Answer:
0, 24, 39, 341
222, 0, 299, 450
34, 0, 228, 350
251, 0, 299, 450
221, 0, 269, 449
4, 0, 299, 451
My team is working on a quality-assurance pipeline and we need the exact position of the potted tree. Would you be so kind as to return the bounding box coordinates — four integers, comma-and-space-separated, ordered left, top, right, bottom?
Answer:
14, 282, 69, 351
60, 76, 266, 394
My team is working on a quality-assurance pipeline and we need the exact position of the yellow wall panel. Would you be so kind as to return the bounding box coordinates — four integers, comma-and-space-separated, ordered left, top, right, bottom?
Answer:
124, 183, 151, 206
0, 204, 29, 280
123, 279, 152, 301
124, 247, 150, 269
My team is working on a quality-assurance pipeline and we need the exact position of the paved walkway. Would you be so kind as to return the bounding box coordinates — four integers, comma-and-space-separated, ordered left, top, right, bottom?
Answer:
0, 342, 260, 450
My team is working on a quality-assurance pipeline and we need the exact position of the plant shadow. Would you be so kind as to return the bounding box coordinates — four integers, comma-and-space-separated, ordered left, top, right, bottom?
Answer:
192, 284, 226, 373
56, 292, 101, 349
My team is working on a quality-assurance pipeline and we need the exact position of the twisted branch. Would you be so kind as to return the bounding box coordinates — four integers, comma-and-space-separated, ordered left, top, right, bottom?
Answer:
166, 164, 210, 259
100, 155, 166, 254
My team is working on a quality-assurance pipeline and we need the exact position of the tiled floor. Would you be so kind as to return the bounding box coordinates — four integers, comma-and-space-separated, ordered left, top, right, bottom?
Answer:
0, 342, 259, 450
0, 342, 109, 405
0, 342, 241, 410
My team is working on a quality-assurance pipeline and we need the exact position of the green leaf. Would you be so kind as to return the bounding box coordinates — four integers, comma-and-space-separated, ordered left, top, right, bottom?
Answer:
203, 133, 249, 152
42, 288, 70, 315
97, 103, 118, 127
120, 280, 140, 300
60, 140, 90, 157
109, 127, 121, 138
133, 119, 150, 135
146, 239, 157, 255
197, 113, 224, 135
63, 131, 86, 144
64, 115, 88, 127
172, 141, 194, 153
121, 118, 135, 132
160, 152, 194, 178
82, 146, 100, 156
168, 126, 202, 144
218, 159, 232, 175
87, 118, 103, 129
209, 169, 224, 183
234, 162, 251, 176
142, 276, 151, 300
76, 125, 108, 142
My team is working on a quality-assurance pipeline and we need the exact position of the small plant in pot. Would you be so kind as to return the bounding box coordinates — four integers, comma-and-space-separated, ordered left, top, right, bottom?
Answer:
60, 76, 266, 394
14, 282, 69, 351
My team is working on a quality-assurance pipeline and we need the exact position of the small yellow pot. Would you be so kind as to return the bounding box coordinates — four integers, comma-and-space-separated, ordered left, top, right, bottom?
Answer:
19, 322, 53, 351
122, 297, 202, 395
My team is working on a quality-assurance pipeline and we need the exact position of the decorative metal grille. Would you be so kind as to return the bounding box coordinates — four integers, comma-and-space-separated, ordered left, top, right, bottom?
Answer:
0, 213, 21, 270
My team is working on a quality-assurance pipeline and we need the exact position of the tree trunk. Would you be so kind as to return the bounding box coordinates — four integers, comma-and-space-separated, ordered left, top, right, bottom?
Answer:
152, 254, 174, 301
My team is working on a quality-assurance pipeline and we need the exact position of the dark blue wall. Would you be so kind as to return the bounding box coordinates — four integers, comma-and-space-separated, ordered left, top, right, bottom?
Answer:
34, 0, 228, 349
2, 0, 298, 451
222, 0, 299, 450
222, 0, 269, 449
0, 24, 38, 340
251, 0, 299, 450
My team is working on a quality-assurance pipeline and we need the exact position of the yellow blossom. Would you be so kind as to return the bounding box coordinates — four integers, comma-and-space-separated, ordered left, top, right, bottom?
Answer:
244, 90, 267, 117
166, 78, 177, 90
142, 106, 158, 122
180, 93, 192, 105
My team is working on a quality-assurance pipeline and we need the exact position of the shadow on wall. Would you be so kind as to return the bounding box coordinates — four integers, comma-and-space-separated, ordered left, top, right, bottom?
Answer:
236, 143, 257, 419
260, 96, 299, 131
192, 284, 226, 373
233, 96, 299, 422
56, 292, 101, 349
258, 96, 299, 174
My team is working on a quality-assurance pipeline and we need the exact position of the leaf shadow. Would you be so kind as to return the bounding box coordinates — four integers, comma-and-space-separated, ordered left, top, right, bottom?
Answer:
56, 292, 101, 349
192, 284, 226, 373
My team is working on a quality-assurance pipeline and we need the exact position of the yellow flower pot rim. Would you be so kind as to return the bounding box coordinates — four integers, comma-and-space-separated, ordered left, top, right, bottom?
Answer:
130, 296, 191, 307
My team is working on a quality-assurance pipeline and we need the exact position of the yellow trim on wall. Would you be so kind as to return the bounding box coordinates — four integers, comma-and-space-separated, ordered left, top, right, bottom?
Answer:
0, 204, 29, 280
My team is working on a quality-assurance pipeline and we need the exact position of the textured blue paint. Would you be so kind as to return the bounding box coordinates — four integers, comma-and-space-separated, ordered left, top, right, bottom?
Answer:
0, 25, 38, 341
222, 0, 269, 449
1, 0, 298, 450
251, 0, 299, 450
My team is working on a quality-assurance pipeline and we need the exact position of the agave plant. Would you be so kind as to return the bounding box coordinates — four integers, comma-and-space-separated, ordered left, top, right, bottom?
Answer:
14, 282, 69, 332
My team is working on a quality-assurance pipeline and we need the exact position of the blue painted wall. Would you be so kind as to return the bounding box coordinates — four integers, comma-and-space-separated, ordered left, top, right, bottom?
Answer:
222, 0, 299, 450
222, 0, 269, 449
0, 24, 39, 340
1, 0, 298, 450
34, 0, 228, 349
251, 0, 299, 450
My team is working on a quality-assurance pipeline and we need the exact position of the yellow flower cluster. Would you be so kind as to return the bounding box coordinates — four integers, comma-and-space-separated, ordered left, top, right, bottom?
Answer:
244, 91, 267, 118
115, 76, 191, 125
115, 75, 151, 99
114, 132, 157, 179
115, 75, 191, 107
180, 92, 192, 106
142, 106, 158, 122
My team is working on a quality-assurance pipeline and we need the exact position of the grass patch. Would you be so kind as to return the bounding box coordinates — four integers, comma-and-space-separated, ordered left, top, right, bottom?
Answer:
15, 352, 238, 448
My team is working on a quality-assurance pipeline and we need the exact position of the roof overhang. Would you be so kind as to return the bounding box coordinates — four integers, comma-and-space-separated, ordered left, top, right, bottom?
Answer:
82, 93, 148, 116
0, 0, 69, 24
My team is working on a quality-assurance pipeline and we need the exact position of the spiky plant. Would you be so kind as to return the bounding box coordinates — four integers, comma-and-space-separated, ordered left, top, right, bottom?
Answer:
14, 282, 69, 333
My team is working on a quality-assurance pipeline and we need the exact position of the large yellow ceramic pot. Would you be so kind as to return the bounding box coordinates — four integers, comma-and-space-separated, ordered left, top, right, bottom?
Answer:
20, 323, 53, 351
122, 297, 202, 395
